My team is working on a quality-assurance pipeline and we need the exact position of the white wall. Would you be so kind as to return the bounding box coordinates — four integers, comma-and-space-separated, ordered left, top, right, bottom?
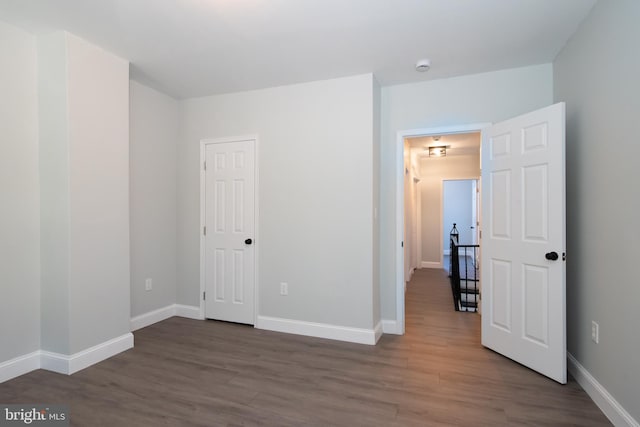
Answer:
419, 155, 480, 264
38, 32, 131, 355
66, 33, 130, 353
443, 179, 474, 250
130, 81, 178, 318
38, 31, 71, 354
0, 20, 40, 363
403, 143, 421, 276
178, 74, 377, 330
380, 64, 554, 321
554, 0, 640, 422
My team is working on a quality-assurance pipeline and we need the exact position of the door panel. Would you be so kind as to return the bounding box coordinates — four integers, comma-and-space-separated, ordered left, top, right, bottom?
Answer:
204, 139, 255, 325
481, 103, 566, 384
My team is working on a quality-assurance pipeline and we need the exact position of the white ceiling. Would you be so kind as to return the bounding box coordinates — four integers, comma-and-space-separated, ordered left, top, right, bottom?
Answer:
0, 0, 597, 99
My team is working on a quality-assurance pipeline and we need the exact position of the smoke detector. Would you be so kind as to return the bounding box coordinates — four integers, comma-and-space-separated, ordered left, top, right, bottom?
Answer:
415, 59, 431, 72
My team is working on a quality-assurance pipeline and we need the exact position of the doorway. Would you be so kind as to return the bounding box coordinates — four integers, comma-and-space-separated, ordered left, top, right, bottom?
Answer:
396, 103, 567, 384
396, 124, 488, 334
200, 135, 258, 325
443, 178, 479, 268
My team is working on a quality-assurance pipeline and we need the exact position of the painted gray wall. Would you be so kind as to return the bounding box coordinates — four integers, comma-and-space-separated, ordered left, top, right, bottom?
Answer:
0, 20, 40, 363
418, 155, 480, 264
38, 32, 131, 355
554, 0, 640, 420
177, 74, 377, 329
130, 81, 179, 318
38, 31, 71, 354
66, 33, 131, 353
380, 64, 554, 321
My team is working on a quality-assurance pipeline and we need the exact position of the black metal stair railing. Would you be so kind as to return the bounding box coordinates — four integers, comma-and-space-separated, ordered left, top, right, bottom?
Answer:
449, 224, 480, 312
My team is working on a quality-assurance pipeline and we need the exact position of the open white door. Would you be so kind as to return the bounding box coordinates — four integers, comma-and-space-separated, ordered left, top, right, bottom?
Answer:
481, 103, 566, 384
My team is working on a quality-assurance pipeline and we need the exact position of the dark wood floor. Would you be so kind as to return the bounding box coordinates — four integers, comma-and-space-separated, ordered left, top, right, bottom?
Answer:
1, 268, 610, 426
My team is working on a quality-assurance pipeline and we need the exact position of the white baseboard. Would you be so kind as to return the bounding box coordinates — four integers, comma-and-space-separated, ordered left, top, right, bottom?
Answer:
39, 351, 68, 374
41, 333, 134, 375
1, 333, 134, 383
421, 261, 442, 269
0, 351, 41, 383
175, 304, 203, 320
130, 304, 203, 332
381, 319, 401, 335
568, 353, 639, 427
256, 316, 379, 345
373, 321, 383, 344
131, 305, 176, 331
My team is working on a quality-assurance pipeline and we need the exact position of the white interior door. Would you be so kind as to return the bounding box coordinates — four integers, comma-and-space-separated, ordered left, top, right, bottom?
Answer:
204, 139, 255, 325
481, 103, 566, 384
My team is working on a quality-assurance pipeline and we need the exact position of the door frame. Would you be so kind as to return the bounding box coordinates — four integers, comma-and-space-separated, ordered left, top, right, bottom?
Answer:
395, 123, 489, 334
199, 134, 260, 325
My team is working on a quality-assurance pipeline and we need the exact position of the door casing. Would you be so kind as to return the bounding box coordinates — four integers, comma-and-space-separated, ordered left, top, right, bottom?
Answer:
394, 123, 490, 335
199, 134, 260, 325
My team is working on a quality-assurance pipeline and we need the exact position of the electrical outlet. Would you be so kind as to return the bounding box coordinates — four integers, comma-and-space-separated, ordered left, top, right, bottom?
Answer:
591, 321, 599, 343
280, 282, 288, 296
145, 278, 153, 291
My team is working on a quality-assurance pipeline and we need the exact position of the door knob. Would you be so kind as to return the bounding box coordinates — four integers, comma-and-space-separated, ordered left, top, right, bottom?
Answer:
545, 251, 559, 261
244, 238, 253, 245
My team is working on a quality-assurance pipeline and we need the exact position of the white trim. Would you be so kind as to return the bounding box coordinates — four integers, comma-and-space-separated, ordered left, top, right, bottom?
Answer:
0, 351, 41, 383
39, 351, 68, 374
381, 319, 401, 335
420, 261, 442, 269
130, 305, 175, 331
256, 316, 379, 345
395, 134, 405, 336
568, 353, 639, 427
199, 141, 207, 324
416, 178, 422, 270
175, 304, 203, 320
373, 321, 383, 344
200, 135, 260, 325
130, 304, 204, 332
41, 333, 134, 375
396, 123, 490, 339
1, 334, 134, 383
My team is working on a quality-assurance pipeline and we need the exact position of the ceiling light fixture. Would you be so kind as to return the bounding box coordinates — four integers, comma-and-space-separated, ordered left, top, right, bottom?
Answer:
415, 58, 431, 72
428, 146, 446, 157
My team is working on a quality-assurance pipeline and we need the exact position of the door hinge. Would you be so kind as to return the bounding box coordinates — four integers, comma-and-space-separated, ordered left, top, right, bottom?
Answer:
401, 241, 404, 248
203, 291, 206, 301
203, 161, 207, 171
203, 226, 207, 236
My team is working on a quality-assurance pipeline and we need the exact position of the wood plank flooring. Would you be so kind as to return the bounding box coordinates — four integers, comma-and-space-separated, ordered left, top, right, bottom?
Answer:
0, 268, 611, 426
